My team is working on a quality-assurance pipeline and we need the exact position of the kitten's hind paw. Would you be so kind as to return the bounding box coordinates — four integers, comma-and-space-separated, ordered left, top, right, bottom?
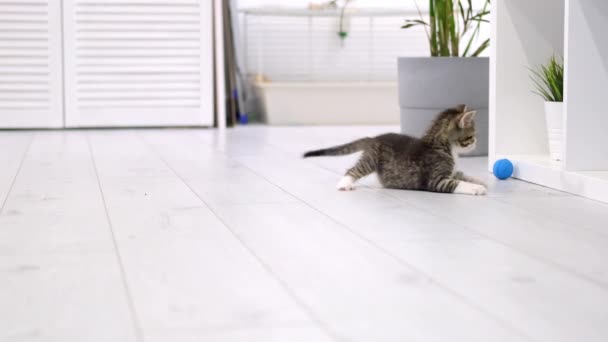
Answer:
337, 176, 355, 191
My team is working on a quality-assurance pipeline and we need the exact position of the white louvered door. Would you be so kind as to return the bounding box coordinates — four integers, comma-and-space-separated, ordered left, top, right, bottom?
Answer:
62, 0, 214, 127
0, 1, 63, 128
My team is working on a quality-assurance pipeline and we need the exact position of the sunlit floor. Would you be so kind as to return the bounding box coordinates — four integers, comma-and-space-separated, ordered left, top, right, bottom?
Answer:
2, 125, 608, 342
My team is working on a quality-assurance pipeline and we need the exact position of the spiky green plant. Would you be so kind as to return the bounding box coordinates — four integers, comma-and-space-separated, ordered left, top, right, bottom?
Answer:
402, 0, 490, 57
529, 56, 564, 102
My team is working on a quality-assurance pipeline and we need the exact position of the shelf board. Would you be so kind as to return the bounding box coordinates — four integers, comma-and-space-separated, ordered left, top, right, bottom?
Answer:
498, 154, 608, 203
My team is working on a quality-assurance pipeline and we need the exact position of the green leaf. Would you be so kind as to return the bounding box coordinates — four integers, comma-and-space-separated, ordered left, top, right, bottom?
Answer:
401, 19, 428, 29
463, 0, 490, 56
447, 0, 459, 56
462, 32, 475, 56
410, 0, 490, 57
459, 2, 466, 24
404, 19, 429, 25
470, 38, 490, 57
528, 55, 564, 102
429, 0, 439, 56
469, 11, 490, 21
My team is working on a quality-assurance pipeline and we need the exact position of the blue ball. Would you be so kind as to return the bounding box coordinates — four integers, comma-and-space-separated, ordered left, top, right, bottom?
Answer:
493, 159, 514, 180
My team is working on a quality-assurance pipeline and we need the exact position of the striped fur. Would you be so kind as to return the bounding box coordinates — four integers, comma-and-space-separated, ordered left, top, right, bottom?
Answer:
302, 105, 487, 195
303, 137, 374, 158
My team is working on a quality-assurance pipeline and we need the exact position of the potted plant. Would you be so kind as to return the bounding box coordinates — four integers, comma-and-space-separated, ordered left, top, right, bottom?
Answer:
398, 0, 491, 155
530, 55, 564, 161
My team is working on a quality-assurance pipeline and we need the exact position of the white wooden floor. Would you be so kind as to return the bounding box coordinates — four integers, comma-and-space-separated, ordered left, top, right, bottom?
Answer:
2, 126, 608, 342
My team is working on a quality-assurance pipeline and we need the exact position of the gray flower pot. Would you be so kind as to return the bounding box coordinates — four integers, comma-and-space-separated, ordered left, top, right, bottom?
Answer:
398, 57, 489, 156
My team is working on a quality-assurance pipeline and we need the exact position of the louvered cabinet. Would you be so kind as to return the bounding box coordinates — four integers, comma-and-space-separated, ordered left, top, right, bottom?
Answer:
62, 0, 214, 127
0, 0, 214, 128
0, 0, 64, 128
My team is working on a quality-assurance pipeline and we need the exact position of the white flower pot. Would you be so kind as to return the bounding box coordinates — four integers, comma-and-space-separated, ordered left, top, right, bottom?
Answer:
544, 101, 564, 161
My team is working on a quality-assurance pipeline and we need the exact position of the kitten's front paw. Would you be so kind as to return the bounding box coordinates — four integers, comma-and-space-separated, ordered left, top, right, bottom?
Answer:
337, 176, 355, 191
455, 182, 487, 196
472, 178, 488, 187
472, 184, 487, 195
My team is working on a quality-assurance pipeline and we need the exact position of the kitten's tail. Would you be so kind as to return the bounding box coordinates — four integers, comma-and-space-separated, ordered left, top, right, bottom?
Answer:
303, 137, 374, 158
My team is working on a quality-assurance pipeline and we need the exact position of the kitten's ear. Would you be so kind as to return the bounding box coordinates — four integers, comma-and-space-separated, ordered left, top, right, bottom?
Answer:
458, 110, 476, 128
455, 104, 468, 112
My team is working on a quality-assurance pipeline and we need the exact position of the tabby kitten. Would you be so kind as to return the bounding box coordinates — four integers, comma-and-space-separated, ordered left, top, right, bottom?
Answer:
303, 105, 487, 195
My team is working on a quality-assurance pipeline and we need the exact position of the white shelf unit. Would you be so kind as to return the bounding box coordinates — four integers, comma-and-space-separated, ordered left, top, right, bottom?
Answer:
491, 0, 608, 203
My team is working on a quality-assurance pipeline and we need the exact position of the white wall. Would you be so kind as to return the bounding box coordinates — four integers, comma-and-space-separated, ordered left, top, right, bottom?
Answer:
237, 0, 490, 10
238, 0, 491, 82
238, 0, 419, 9
241, 13, 429, 82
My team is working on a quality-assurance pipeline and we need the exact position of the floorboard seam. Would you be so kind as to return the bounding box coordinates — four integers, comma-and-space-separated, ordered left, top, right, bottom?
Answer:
86, 133, 146, 342
138, 132, 343, 342
297, 148, 608, 292
382, 190, 608, 292
490, 195, 608, 239
0, 133, 34, 215
229, 158, 538, 342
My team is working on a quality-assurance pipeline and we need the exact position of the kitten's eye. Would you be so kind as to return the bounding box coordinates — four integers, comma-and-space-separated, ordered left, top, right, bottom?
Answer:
459, 136, 475, 147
